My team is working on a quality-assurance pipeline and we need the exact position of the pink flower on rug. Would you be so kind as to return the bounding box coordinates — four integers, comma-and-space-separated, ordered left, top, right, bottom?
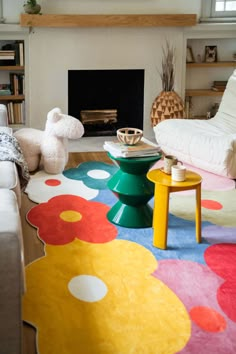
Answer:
27, 194, 118, 245
153, 259, 236, 353
205, 243, 236, 323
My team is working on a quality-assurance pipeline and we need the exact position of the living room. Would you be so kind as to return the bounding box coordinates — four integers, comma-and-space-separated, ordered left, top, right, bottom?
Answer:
1, 1, 236, 353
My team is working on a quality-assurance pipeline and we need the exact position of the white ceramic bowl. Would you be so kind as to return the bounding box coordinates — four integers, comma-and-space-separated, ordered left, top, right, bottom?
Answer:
117, 127, 143, 145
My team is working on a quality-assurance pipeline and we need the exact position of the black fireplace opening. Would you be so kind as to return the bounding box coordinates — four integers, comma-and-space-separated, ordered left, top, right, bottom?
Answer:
68, 69, 144, 137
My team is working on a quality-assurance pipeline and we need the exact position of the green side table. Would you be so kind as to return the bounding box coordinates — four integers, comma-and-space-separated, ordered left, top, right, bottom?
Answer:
107, 153, 162, 228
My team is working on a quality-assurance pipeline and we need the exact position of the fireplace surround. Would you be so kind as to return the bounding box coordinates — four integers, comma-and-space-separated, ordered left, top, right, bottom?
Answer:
68, 69, 144, 137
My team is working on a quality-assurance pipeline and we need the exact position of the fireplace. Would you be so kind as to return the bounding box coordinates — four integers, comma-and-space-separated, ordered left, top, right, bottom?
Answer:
68, 69, 144, 137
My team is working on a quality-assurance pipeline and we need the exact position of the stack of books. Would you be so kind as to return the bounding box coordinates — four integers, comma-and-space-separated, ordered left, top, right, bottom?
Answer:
0, 50, 15, 66
0, 84, 11, 96
103, 137, 161, 158
211, 81, 227, 92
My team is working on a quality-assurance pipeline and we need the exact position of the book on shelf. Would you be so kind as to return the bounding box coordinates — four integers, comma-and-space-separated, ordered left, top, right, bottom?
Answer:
0, 89, 11, 95
0, 41, 24, 66
9, 72, 25, 95
7, 101, 25, 125
0, 47, 15, 65
211, 80, 227, 92
14, 41, 24, 66
103, 137, 161, 158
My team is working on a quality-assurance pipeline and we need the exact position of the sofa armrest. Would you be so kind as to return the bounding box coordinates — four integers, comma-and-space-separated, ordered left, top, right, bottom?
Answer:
0, 189, 24, 354
0, 104, 8, 126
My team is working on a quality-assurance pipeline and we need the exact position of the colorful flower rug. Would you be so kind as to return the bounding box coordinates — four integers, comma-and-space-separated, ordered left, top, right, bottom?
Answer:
24, 161, 236, 354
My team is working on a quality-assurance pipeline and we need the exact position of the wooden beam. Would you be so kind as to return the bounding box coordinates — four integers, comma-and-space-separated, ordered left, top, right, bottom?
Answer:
20, 14, 197, 28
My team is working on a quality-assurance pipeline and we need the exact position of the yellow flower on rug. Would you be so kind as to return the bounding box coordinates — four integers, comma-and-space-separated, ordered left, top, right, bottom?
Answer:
23, 239, 191, 354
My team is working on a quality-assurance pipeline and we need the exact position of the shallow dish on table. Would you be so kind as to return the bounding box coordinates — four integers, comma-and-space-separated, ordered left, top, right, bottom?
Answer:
117, 127, 143, 145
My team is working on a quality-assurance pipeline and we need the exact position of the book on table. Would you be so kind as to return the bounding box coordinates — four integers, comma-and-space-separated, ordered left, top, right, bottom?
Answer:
103, 137, 161, 158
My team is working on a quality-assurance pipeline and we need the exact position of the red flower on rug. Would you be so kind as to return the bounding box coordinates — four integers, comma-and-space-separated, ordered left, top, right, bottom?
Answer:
27, 194, 118, 245
205, 243, 236, 323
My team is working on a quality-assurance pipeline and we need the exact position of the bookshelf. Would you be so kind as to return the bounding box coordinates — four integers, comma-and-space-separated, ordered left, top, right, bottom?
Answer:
185, 36, 236, 119
0, 40, 25, 127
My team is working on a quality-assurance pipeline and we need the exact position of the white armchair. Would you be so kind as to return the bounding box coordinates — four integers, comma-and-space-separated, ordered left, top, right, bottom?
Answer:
153, 70, 236, 179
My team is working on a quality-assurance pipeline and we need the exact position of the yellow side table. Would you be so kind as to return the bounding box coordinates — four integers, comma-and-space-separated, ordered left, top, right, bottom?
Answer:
147, 169, 202, 249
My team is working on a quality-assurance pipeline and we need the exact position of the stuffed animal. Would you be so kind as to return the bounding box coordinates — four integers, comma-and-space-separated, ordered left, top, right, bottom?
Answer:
14, 107, 84, 174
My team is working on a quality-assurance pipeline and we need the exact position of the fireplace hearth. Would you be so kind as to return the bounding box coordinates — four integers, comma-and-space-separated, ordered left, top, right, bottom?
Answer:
68, 69, 144, 137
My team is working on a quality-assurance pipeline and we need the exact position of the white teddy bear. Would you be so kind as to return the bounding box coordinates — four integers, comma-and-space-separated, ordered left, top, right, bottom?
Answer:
14, 107, 84, 174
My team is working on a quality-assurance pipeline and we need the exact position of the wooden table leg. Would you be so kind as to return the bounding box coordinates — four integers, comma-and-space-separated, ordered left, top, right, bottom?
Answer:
195, 183, 202, 243
152, 184, 170, 249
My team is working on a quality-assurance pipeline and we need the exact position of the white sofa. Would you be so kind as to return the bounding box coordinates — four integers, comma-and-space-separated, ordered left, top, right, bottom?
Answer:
0, 104, 25, 353
153, 70, 236, 179
0, 189, 24, 354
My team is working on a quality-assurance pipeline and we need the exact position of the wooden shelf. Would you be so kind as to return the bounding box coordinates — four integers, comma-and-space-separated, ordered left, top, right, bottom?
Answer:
185, 89, 224, 97
0, 95, 25, 101
0, 65, 24, 71
20, 13, 197, 28
187, 61, 236, 68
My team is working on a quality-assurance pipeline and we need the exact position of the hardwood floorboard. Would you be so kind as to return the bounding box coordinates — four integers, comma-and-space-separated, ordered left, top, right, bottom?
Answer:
22, 152, 111, 354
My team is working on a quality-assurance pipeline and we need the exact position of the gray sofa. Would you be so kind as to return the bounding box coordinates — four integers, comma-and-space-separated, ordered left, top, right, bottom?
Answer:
0, 104, 25, 354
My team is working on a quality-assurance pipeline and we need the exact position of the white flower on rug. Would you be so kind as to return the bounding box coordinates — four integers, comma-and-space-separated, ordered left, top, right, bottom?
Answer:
25, 170, 98, 204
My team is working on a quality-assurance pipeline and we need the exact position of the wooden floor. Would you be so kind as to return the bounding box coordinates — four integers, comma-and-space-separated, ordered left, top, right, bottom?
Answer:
22, 152, 111, 354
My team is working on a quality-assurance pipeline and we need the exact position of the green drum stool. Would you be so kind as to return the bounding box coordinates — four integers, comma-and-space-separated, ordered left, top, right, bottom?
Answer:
107, 153, 161, 228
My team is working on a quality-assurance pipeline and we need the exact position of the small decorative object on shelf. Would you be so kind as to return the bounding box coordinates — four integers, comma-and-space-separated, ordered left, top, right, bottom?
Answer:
116, 127, 143, 145
186, 47, 194, 63
150, 40, 185, 127
23, 0, 41, 14
205, 46, 217, 63
196, 54, 202, 63
211, 80, 227, 92
210, 102, 220, 117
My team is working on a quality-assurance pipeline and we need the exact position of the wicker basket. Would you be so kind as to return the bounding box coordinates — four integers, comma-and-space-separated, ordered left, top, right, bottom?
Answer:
150, 91, 185, 127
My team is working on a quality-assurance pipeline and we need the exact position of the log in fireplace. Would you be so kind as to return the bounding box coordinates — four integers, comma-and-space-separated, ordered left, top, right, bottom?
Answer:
68, 69, 144, 137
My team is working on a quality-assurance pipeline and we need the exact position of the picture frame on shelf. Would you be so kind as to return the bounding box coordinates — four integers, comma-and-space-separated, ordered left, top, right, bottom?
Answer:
205, 45, 217, 63
186, 47, 194, 63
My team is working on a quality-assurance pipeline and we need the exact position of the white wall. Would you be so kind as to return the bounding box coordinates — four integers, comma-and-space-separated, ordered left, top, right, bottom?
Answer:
39, 0, 201, 16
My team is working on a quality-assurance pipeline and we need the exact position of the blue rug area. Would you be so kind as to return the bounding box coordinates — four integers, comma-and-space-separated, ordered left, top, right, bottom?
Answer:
62, 161, 232, 264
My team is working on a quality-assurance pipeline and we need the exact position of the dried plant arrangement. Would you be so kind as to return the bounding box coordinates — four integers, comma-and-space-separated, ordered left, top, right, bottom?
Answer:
160, 40, 175, 92
150, 40, 185, 126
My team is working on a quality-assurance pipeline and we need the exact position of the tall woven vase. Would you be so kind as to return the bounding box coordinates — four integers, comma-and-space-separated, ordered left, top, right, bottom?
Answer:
150, 90, 185, 127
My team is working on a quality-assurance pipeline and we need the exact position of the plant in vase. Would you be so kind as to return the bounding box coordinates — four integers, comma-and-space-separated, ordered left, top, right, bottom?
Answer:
150, 41, 185, 127
23, 0, 41, 14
